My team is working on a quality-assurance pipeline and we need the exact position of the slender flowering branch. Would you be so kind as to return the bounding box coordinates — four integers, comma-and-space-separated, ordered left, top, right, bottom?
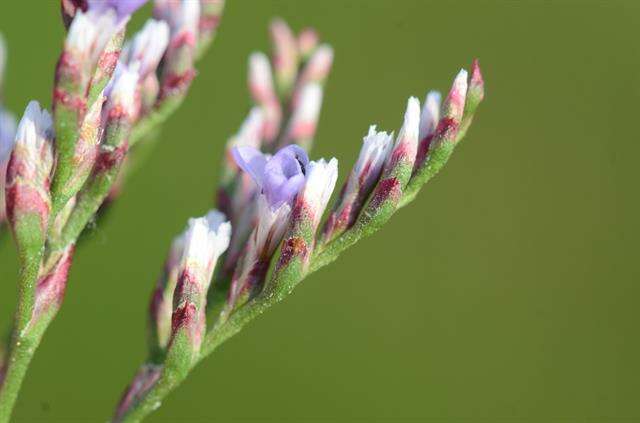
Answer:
110, 48, 484, 420
0, 1, 226, 420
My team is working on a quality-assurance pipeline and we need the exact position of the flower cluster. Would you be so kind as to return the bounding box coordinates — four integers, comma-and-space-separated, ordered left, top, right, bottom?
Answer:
110, 15, 484, 420
0, 1, 226, 420
1, 4, 484, 422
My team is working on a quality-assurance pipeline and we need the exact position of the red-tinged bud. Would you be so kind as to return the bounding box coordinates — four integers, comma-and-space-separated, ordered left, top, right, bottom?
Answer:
430, 69, 468, 151
113, 364, 162, 422
28, 245, 75, 330
169, 212, 230, 353
402, 67, 475, 205
139, 73, 160, 116
414, 91, 442, 172
456, 60, 484, 142
292, 44, 333, 107
149, 235, 185, 354
443, 69, 468, 127
379, 96, 420, 189
282, 82, 323, 151
197, 0, 225, 56
51, 94, 105, 215
469, 59, 484, 102
248, 52, 281, 143
158, 0, 200, 102
5, 102, 54, 254
297, 28, 319, 59
57, 9, 119, 102
61, 0, 88, 29
298, 158, 338, 231
323, 126, 392, 242
269, 18, 299, 97
104, 62, 141, 123
227, 196, 291, 309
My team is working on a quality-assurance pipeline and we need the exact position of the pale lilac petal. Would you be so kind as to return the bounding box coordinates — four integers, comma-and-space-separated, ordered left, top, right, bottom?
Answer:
231, 146, 268, 188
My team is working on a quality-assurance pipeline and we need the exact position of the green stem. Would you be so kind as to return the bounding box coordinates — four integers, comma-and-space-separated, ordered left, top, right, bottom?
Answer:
0, 253, 43, 422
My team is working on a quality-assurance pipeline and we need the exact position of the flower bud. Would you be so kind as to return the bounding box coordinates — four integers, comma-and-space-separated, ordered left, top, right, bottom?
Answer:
414, 91, 441, 172
269, 18, 299, 97
218, 108, 263, 217
356, 97, 420, 227
248, 52, 281, 143
427, 69, 468, 153
197, 0, 225, 55
57, 9, 119, 99
51, 93, 105, 215
457, 59, 484, 142
0, 108, 17, 224
104, 62, 141, 122
323, 126, 392, 242
158, 0, 200, 100
282, 82, 323, 150
293, 44, 333, 106
297, 158, 338, 230
121, 19, 170, 78
272, 158, 338, 294
5, 101, 54, 254
149, 234, 186, 354
403, 67, 473, 205
297, 28, 319, 59
29, 245, 75, 329
227, 195, 292, 308
171, 211, 230, 356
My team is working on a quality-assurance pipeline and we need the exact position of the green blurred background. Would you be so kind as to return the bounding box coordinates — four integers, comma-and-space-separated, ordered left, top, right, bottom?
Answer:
1, 0, 639, 421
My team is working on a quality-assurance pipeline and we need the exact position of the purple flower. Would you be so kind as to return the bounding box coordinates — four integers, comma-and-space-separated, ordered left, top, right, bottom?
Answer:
232, 145, 309, 209
88, 0, 148, 20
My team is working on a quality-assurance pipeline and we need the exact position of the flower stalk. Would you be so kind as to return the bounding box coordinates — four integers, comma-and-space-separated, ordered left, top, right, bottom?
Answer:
0, 2, 226, 420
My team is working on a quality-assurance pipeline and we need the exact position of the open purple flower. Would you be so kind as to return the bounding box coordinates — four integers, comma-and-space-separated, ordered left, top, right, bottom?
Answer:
88, 0, 148, 21
232, 144, 309, 209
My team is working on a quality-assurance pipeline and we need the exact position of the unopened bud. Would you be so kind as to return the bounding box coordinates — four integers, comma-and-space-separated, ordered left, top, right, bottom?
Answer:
248, 52, 281, 143
283, 82, 323, 150
323, 126, 392, 242
297, 28, 319, 59
5, 101, 54, 254
269, 18, 299, 97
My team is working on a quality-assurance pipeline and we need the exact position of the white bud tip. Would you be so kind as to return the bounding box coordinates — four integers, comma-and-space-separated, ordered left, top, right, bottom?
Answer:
298, 83, 323, 122
17, 101, 53, 147
124, 19, 170, 75
305, 157, 339, 213
249, 52, 273, 85
182, 210, 231, 274
454, 68, 469, 93
402, 96, 421, 141
419, 90, 442, 140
